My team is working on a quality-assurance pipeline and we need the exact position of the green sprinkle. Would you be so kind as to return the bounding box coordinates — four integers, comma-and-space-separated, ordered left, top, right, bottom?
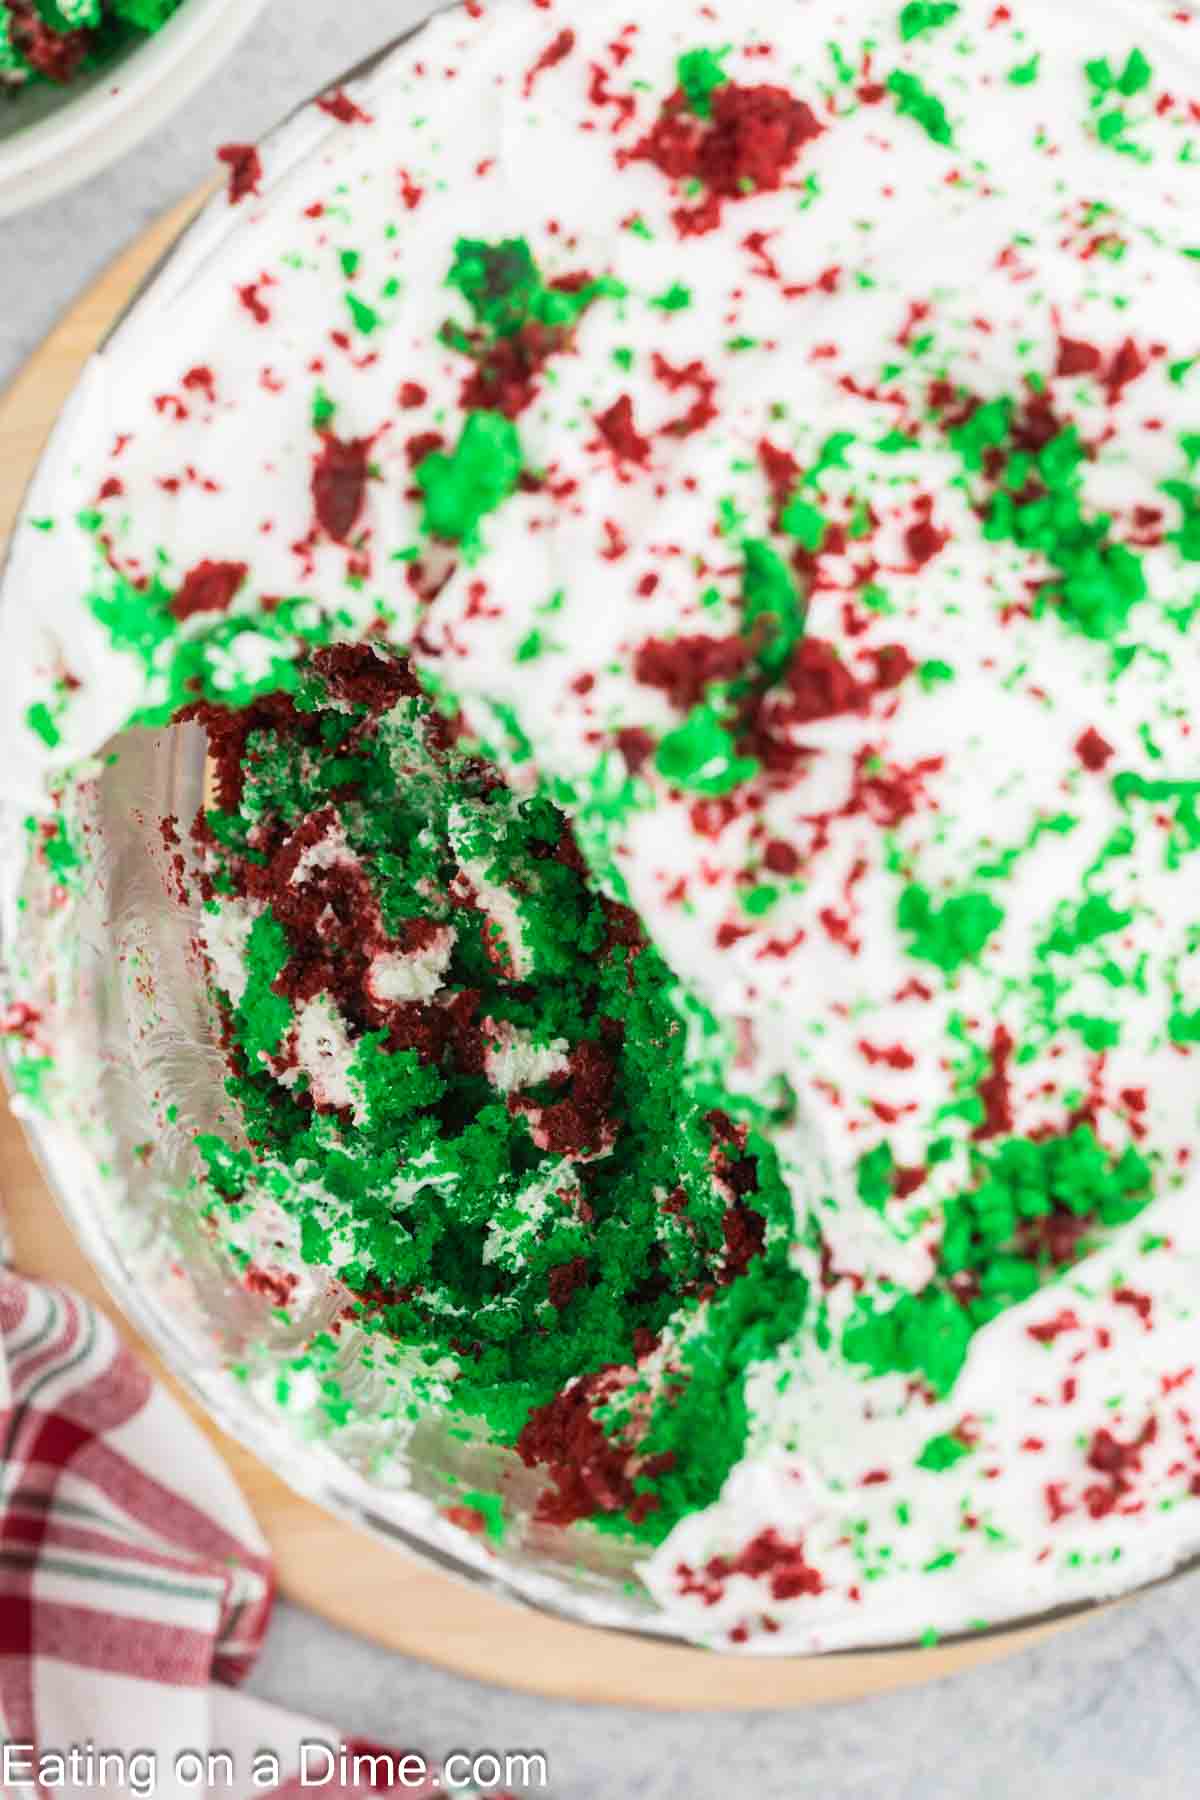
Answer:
739, 538, 807, 684
1007, 54, 1041, 86
415, 412, 522, 546
25, 703, 61, 749
345, 293, 380, 335
515, 630, 547, 663
812, 431, 857, 479
917, 1433, 973, 1472
1117, 47, 1153, 96
780, 496, 828, 551
459, 1490, 507, 1544
743, 884, 781, 918
887, 70, 954, 146
652, 282, 693, 312
1163, 476, 1200, 564
857, 1143, 896, 1215
677, 45, 732, 118
898, 1, 960, 41
1168, 1008, 1200, 1046
656, 705, 760, 796
897, 885, 1005, 973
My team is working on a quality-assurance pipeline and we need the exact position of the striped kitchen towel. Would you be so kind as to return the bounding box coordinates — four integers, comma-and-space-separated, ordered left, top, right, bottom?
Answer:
0, 1267, 517, 1800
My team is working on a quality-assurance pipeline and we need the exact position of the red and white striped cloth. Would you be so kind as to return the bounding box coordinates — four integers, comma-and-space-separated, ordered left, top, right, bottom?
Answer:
0, 1264, 519, 1800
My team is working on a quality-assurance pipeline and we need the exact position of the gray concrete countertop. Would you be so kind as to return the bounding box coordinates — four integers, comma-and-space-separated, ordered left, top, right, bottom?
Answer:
4, 5, 1199, 1794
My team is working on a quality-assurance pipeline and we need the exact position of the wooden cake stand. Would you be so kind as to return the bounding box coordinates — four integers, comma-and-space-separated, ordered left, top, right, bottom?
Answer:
0, 193, 1076, 1706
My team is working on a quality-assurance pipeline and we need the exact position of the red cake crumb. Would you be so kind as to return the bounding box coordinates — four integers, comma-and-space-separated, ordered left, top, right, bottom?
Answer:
651, 353, 719, 437
593, 395, 653, 464
517, 1369, 658, 1526
1076, 727, 1115, 771
1103, 338, 1151, 405
316, 87, 372, 124
634, 634, 752, 711
8, 2, 90, 81
169, 560, 249, 622
774, 637, 868, 724
721, 1203, 767, 1284
461, 324, 566, 418
443, 1503, 490, 1537
677, 1528, 824, 1605
511, 1042, 617, 1158
973, 1024, 1016, 1141
547, 1256, 591, 1309
625, 81, 823, 236
1083, 1417, 1156, 1518
236, 279, 273, 325
1057, 335, 1103, 377
904, 497, 950, 568
217, 143, 263, 205
244, 1265, 298, 1307
616, 727, 656, 774
312, 433, 372, 542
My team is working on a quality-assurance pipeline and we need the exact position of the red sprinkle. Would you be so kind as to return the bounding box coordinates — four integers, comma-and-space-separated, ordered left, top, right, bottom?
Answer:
316, 88, 371, 124
1113, 1287, 1153, 1329
651, 353, 719, 437
1075, 727, 1115, 771
1103, 337, 1150, 405
594, 394, 653, 465
523, 27, 576, 96
904, 497, 950, 569
1027, 1309, 1081, 1345
677, 1528, 824, 1606
973, 1024, 1015, 1141
236, 278, 273, 326
857, 1040, 917, 1071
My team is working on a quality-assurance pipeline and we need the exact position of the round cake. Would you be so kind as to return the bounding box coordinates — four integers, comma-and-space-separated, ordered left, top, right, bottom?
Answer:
4, 0, 1200, 1653
0, 0, 183, 87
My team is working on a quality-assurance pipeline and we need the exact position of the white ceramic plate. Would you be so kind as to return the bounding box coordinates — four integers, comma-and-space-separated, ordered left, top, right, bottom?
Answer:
0, 0, 270, 218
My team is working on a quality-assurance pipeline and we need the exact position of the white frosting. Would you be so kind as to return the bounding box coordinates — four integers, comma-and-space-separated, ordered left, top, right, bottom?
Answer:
278, 992, 363, 1119
366, 927, 457, 1005
481, 1019, 571, 1094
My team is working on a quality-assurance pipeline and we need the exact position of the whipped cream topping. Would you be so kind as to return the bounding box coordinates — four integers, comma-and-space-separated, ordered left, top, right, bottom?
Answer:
5, 0, 1200, 1651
